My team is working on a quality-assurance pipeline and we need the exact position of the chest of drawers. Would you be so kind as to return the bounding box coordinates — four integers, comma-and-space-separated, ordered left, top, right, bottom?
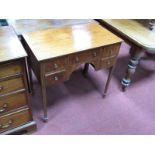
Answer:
0, 26, 36, 134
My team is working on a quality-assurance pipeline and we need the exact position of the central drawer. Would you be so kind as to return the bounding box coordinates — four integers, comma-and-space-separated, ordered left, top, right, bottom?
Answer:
0, 62, 23, 79
0, 108, 31, 133
0, 77, 25, 96
69, 48, 100, 65
0, 92, 27, 115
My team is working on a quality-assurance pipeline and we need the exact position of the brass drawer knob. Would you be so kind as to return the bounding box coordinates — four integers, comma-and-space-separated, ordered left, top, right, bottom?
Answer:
75, 56, 79, 62
54, 76, 58, 81
0, 86, 3, 92
0, 103, 8, 113
54, 63, 58, 69
0, 119, 13, 129
93, 52, 97, 57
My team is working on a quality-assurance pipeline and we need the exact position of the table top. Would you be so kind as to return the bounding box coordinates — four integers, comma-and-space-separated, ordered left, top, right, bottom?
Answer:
7, 19, 93, 35
23, 22, 122, 62
0, 26, 27, 63
100, 19, 155, 51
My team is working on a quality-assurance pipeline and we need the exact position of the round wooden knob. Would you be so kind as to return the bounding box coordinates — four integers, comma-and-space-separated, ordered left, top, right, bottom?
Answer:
54, 76, 58, 81
54, 63, 58, 69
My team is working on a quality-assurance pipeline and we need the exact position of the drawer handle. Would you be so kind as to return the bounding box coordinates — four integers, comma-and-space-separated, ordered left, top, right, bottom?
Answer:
0, 86, 3, 92
93, 52, 97, 57
0, 103, 8, 113
75, 56, 79, 62
54, 76, 58, 81
54, 63, 58, 69
0, 119, 13, 129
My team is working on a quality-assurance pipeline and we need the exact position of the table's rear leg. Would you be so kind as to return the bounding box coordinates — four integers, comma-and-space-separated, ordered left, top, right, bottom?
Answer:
83, 63, 89, 77
121, 46, 144, 91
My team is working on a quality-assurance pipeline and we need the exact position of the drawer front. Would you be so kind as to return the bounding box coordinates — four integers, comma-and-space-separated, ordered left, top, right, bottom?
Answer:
0, 93, 27, 115
0, 62, 23, 79
0, 109, 31, 133
69, 49, 100, 65
45, 71, 68, 86
100, 57, 116, 69
0, 77, 25, 96
100, 44, 120, 58
44, 56, 68, 73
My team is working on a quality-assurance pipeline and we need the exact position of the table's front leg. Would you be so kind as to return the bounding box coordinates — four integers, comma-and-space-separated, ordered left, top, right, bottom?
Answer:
103, 66, 114, 97
40, 67, 48, 122
121, 45, 144, 91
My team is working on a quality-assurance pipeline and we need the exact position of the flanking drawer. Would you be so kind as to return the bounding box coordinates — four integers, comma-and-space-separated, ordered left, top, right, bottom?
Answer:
0, 62, 23, 79
0, 108, 31, 133
100, 57, 116, 69
45, 70, 68, 86
0, 92, 27, 115
69, 48, 100, 65
43, 56, 68, 73
0, 77, 25, 96
100, 44, 120, 58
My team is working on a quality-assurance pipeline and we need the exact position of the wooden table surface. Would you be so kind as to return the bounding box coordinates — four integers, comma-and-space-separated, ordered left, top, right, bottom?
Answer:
0, 26, 27, 63
100, 19, 155, 51
7, 19, 93, 35
23, 22, 122, 61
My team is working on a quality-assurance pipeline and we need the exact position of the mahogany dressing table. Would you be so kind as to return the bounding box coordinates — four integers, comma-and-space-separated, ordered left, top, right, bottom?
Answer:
21, 22, 122, 121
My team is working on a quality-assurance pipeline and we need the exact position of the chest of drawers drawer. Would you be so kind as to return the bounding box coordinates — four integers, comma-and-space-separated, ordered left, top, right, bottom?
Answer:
0, 62, 23, 79
0, 92, 27, 115
43, 56, 68, 73
0, 77, 25, 96
0, 108, 31, 133
100, 44, 120, 58
69, 48, 100, 65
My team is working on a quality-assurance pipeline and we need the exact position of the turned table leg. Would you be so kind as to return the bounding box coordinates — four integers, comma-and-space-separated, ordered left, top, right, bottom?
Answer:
121, 46, 144, 91
83, 63, 89, 77
103, 66, 114, 97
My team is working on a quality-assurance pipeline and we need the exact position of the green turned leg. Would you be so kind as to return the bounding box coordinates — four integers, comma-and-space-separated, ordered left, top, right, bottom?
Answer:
121, 46, 144, 91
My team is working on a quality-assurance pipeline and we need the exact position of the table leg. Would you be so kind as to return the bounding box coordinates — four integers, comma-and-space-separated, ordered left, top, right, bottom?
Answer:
40, 75, 48, 122
83, 63, 89, 77
121, 46, 144, 91
103, 66, 114, 97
